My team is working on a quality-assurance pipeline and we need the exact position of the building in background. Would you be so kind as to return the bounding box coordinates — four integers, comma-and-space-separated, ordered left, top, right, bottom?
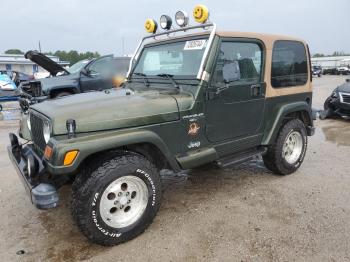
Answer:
0, 54, 69, 76
311, 56, 350, 69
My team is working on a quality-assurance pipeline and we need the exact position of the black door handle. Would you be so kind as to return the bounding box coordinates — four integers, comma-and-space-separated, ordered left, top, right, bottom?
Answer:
251, 84, 261, 96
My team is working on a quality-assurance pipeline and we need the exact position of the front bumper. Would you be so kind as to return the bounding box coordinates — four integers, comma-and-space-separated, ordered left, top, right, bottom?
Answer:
7, 133, 59, 209
329, 97, 350, 116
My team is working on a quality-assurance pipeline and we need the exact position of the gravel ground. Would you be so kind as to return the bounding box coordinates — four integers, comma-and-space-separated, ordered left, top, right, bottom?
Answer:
0, 75, 349, 262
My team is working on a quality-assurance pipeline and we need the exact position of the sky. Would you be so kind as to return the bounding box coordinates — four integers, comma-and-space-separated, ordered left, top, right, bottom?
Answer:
1, 0, 349, 56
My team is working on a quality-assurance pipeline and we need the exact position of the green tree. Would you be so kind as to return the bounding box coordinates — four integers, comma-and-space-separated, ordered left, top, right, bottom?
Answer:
4, 49, 24, 54
53, 50, 100, 65
313, 53, 325, 58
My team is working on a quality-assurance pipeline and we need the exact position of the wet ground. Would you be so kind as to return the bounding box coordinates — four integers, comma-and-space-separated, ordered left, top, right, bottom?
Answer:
0, 76, 350, 261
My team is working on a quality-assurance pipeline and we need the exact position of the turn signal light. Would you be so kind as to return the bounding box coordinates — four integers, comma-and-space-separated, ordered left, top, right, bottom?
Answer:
44, 145, 53, 160
63, 150, 79, 166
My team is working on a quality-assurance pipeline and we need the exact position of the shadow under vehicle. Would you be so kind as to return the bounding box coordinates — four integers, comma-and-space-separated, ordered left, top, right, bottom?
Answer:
321, 78, 350, 119
8, 5, 314, 246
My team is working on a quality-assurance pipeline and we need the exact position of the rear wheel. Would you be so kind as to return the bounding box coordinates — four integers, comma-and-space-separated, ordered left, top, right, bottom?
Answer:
53, 91, 72, 98
263, 119, 307, 175
71, 153, 161, 246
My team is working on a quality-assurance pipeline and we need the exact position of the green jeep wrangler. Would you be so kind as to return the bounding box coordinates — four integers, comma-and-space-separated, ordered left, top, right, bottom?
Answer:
8, 6, 314, 246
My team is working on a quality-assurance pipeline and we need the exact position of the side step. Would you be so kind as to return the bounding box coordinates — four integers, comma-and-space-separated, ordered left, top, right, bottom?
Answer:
216, 147, 267, 168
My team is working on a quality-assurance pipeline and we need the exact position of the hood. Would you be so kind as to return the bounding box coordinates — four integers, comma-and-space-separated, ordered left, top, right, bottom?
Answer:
39, 74, 79, 94
337, 81, 350, 93
31, 88, 194, 135
25, 50, 69, 76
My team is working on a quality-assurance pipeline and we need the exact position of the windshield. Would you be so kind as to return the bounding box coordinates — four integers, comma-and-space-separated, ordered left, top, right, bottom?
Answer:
132, 38, 208, 78
67, 59, 90, 74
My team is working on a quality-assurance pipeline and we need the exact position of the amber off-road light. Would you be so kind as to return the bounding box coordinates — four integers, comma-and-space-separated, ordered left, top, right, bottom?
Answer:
193, 4, 209, 24
144, 18, 158, 33
160, 15, 172, 30
175, 11, 189, 27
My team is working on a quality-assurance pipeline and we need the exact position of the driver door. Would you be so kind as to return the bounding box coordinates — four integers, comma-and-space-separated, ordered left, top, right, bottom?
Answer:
205, 39, 266, 143
80, 55, 114, 92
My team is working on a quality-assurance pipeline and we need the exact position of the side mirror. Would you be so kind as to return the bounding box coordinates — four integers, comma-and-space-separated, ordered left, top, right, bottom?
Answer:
80, 68, 89, 76
223, 61, 240, 83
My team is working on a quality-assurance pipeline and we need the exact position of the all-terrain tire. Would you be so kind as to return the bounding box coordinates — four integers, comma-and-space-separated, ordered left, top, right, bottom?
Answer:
71, 153, 161, 246
263, 119, 307, 175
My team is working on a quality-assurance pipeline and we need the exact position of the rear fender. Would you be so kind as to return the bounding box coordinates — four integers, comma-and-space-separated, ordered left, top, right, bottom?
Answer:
261, 101, 313, 145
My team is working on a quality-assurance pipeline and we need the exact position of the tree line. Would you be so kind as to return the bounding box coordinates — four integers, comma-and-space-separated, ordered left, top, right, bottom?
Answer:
313, 51, 350, 58
4, 49, 100, 65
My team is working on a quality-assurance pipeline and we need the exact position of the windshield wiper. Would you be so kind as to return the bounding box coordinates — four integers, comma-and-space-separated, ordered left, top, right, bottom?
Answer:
156, 73, 179, 90
132, 72, 149, 87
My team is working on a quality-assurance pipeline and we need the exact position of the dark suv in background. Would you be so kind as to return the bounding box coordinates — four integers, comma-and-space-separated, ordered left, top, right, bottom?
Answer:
19, 51, 130, 110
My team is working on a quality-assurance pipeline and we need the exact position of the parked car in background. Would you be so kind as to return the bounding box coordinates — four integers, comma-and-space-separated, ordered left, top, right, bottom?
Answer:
0, 73, 19, 109
0, 70, 34, 86
323, 68, 339, 75
337, 66, 349, 75
312, 65, 322, 77
320, 78, 350, 119
19, 50, 130, 111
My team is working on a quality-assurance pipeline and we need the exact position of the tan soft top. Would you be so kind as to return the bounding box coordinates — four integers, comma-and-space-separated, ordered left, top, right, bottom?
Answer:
146, 31, 307, 49
216, 31, 307, 49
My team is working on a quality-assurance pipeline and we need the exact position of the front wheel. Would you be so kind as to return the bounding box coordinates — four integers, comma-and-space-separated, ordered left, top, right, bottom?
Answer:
71, 154, 161, 246
263, 119, 308, 175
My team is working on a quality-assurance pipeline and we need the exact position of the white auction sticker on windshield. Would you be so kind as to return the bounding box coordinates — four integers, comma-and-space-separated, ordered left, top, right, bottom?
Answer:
184, 40, 207, 50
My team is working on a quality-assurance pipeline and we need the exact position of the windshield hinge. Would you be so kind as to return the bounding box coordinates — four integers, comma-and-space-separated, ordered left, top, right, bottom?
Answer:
201, 71, 210, 82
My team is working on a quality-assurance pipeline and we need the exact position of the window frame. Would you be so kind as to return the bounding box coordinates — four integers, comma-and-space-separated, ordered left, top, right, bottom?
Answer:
210, 37, 266, 88
271, 40, 309, 89
130, 35, 211, 80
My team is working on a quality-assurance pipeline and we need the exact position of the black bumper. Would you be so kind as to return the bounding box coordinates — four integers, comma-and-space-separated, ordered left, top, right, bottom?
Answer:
330, 98, 350, 116
7, 133, 59, 209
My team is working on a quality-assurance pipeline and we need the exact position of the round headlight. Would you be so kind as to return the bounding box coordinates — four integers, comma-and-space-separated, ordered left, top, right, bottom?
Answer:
43, 121, 51, 143
160, 15, 172, 30
27, 115, 31, 131
175, 11, 189, 27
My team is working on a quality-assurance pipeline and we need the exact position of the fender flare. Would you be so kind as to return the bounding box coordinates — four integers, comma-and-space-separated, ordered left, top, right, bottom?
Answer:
261, 101, 313, 145
46, 129, 181, 174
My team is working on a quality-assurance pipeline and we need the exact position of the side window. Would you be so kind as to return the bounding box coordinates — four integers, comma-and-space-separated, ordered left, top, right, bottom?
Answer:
88, 56, 113, 76
271, 40, 308, 88
213, 41, 262, 86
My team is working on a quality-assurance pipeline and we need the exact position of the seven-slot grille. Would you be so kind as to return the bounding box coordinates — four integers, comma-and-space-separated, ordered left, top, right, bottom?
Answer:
30, 113, 46, 151
340, 92, 350, 104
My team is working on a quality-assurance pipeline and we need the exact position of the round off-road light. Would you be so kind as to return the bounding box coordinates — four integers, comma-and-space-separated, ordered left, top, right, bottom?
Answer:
160, 15, 172, 30
175, 11, 189, 27
193, 4, 209, 23
144, 18, 158, 33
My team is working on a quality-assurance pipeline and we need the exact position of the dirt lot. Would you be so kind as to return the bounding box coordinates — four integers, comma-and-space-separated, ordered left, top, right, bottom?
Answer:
0, 76, 350, 262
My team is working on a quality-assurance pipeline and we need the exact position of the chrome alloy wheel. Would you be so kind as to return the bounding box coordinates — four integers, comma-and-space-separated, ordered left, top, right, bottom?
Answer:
282, 131, 303, 164
99, 176, 148, 228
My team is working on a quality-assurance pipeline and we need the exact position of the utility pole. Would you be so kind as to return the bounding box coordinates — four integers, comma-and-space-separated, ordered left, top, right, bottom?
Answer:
122, 37, 125, 56
38, 40, 42, 53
